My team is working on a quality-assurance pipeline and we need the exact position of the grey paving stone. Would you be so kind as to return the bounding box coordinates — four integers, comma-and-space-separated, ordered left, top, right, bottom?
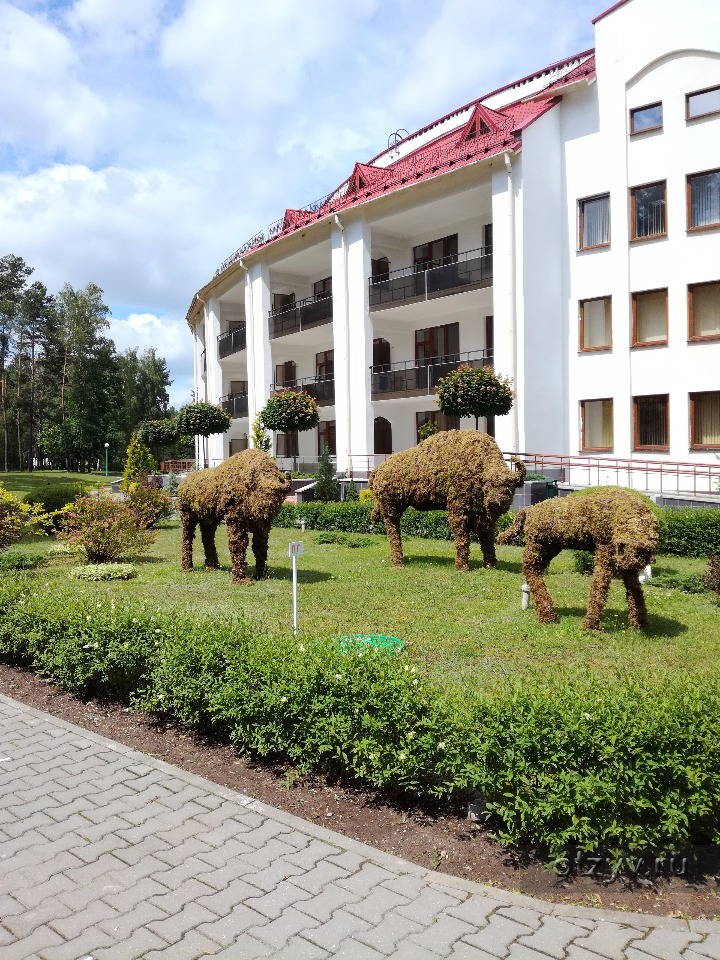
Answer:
571, 922, 652, 959
143, 928, 225, 959
461, 914, 538, 957
303, 908, 373, 952
266, 935, 331, 959
244, 881, 314, 920
294, 883, 362, 922
396, 885, 466, 924
202, 933, 274, 958
332, 941, 386, 959
0, 926, 64, 960
48, 899, 120, 941
691, 934, 720, 959
347, 886, 412, 925
98, 901, 169, 940
284, 838, 341, 870
11, 875, 75, 912
336, 862, 398, 896
623, 931, 704, 960
515, 914, 591, 957
196, 903, 270, 946
240, 855, 308, 893
37, 928, 114, 960
146, 876, 216, 916
407, 913, 479, 955
2, 897, 74, 940
249, 905, 322, 948
444, 894, 502, 927
289, 860, 352, 895
95, 927, 170, 960
356, 912, 426, 954
146, 901, 218, 944
496, 905, 543, 930
100, 875, 169, 911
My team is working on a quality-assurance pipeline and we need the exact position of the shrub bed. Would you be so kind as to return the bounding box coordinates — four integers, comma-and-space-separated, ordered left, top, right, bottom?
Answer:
659, 508, 720, 557
0, 584, 718, 857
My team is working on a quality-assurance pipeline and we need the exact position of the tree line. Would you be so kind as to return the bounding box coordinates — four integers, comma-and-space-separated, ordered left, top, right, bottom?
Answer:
0, 253, 181, 472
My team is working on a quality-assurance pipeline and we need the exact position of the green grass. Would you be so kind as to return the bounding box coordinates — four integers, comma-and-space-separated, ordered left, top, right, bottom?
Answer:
13, 522, 719, 692
0, 470, 115, 498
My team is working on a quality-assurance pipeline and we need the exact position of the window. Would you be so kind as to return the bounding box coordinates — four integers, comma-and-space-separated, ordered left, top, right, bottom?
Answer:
276, 432, 299, 458
689, 281, 720, 341
272, 292, 295, 314
413, 234, 458, 270
632, 289, 668, 346
371, 257, 390, 281
317, 420, 336, 456
581, 399, 613, 451
687, 85, 720, 120
580, 297, 612, 350
630, 102, 662, 134
687, 170, 720, 230
631, 182, 666, 239
275, 361, 296, 387
313, 277, 332, 299
415, 322, 459, 364
634, 395, 669, 450
229, 379, 247, 396
315, 350, 334, 379
374, 417, 392, 455
690, 392, 720, 448
416, 411, 459, 442
372, 338, 391, 370
579, 194, 610, 249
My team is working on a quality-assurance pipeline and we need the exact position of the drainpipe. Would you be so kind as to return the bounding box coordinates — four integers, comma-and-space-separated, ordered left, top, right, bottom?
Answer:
504, 152, 520, 453
334, 214, 352, 475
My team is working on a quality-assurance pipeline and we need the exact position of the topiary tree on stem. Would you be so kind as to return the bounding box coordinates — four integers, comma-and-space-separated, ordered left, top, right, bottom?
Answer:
436, 364, 514, 430
176, 402, 232, 469
259, 389, 320, 460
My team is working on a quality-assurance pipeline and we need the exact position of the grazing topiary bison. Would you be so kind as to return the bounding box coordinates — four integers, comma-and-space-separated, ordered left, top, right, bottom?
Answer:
369, 430, 526, 571
498, 488, 659, 630
178, 449, 291, 584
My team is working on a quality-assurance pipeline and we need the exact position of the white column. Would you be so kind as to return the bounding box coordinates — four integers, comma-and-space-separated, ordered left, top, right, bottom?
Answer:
204, 298, 225, 466
246, 261, 273, 438
331, 217, 373, 473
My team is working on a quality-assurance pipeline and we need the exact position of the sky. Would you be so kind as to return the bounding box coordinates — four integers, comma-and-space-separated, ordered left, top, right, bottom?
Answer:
0, 0, 599, 408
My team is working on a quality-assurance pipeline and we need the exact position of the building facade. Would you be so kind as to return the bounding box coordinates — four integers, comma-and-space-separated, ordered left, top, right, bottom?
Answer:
187, 0, 720, 490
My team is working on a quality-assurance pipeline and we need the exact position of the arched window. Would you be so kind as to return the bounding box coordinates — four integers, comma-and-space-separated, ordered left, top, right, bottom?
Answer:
374, 417, 392, 455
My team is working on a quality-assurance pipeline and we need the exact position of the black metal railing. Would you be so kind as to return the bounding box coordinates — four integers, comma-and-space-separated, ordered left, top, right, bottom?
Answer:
218, 325, 246, 358
269, 293, 333, 339
370, 349, 493, 399
220, 392, 249, 418
369, 247, 492, 310
273, 375, 335, 407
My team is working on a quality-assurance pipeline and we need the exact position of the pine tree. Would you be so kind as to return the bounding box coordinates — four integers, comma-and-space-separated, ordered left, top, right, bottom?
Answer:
314, 444, 339, 502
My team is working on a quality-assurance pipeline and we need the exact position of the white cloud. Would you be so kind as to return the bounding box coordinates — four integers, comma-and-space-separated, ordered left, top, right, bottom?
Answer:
0, 1, 107, 160
108, 311, 194, 408
64, 0, 165, 55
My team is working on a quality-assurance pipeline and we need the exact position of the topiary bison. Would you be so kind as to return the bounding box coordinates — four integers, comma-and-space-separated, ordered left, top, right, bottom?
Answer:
178, 449, 291, 584
369, 430, 526, 571
498, 487, 659, 630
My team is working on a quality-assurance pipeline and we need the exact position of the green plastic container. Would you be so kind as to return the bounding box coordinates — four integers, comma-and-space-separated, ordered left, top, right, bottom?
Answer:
339, 634, 405, 655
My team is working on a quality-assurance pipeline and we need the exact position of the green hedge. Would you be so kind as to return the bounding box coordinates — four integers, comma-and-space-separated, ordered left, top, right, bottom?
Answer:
1, 580, 719, 857
276, 501, 720, 556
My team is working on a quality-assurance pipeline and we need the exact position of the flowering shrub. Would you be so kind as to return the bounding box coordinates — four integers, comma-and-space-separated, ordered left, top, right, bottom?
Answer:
0, 483, 46, 552
70, 563, 137, 581
127, 484, 173, 529
260, 389, 320, 433
60, 496, 154, 562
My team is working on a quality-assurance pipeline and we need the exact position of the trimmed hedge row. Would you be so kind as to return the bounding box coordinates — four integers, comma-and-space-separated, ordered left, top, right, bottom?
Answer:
1, 576, 719, 857
275, 501, 720, 556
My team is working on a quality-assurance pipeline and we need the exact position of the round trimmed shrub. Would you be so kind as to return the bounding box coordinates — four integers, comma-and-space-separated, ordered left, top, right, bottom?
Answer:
23, 483, 88, 514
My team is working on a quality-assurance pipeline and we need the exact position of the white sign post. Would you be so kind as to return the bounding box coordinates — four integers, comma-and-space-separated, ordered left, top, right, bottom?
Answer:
288, 542, 303, 634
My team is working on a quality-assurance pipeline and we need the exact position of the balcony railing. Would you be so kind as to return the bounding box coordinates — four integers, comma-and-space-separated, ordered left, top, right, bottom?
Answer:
269, 293, 333, 339
273, 375, 335, 407
218, 325, 246, 358
370, 349, 493, 399
369, 246, 492, 311
220, 392, 249, 419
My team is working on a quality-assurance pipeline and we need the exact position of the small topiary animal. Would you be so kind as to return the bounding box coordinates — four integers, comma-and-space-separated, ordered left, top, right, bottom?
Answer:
177, 449, 291, 583
498, 488, 659, 630
369, 430, 526, 571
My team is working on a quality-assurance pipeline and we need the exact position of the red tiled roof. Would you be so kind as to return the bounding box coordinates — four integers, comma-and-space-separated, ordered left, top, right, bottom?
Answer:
592, 0, 631, 25
210, 50, 596, 281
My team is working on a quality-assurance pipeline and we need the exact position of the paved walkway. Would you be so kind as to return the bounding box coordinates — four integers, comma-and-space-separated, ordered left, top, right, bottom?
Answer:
1, 696, 719, 960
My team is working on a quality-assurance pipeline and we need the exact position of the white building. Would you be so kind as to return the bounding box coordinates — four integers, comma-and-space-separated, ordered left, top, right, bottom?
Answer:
187, 0, 720, 494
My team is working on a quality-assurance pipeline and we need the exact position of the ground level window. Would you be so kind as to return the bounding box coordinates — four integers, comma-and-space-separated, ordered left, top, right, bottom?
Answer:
631, 181, 666, 239
318, 420, 336, 456
581, 399, 613, 451
580, 297, 612, 350
416, 411, 459, 443
689, 281, 720, 340
374, 416, 392, 455
632, 288, 668, 346
690, 392, 720, 449
634, 395, 669, 450
687, 170, 720, 230
276, 431, 299, 458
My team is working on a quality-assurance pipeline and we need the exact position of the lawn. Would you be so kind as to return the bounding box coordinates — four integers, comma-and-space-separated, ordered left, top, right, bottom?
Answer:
0, 470, 115, 498
14, 520, 719, 692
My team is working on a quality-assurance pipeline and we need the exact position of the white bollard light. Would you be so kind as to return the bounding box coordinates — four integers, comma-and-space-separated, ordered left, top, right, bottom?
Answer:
521, 581, 531, 610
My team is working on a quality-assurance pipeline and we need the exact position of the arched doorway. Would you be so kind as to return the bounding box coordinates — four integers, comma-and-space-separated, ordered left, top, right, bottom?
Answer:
374, 417, 392, 455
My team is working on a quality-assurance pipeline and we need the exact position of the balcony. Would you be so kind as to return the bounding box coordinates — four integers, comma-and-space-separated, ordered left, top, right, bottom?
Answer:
369, 247, 492, 311
370, 349, 493, 400
221, 391, 249, 418
273, 375, 335, 407
269, 293, 333, 339
218, 325, 247, 358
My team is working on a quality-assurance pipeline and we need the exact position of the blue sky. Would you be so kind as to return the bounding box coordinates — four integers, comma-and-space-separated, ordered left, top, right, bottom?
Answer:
0, 0, 598, 407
